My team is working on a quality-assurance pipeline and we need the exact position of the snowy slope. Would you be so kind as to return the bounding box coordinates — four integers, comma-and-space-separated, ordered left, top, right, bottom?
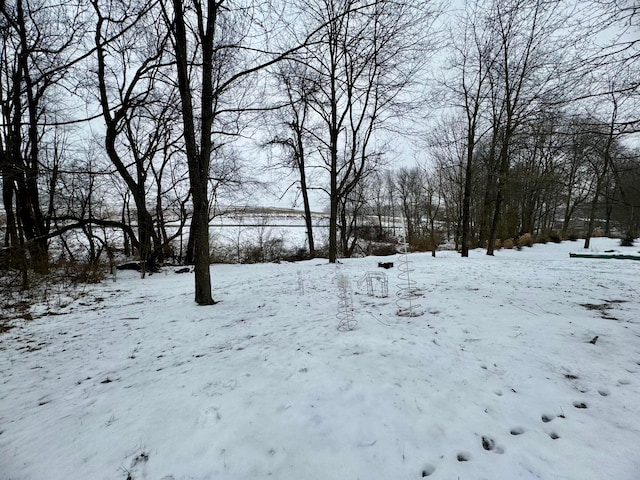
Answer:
1, 238, 639, 480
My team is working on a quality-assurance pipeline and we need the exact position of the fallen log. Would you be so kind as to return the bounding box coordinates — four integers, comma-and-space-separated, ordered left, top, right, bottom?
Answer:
569, 253, 640, 261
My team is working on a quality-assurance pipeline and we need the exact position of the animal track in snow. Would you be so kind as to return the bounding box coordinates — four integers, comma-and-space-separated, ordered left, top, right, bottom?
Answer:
549, 432, 560, 440
481, 436, 504, 454
598, 389, 610, 397
510, 427, 525, 435
618, 379, 631, 385
456, 452, 471, 462
573, 401, 588, 409
541, 414, 555, 423
481, 436, 494, 450
197, 406, 221, 427
421, 464, 435, 477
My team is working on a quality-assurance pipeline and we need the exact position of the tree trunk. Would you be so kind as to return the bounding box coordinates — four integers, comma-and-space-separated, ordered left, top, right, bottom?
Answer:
583, 190, 600, 249
329, 184, 338, 262
191, 199, 214, 304
461, 137, 474, 257
170, 0, 214, 304
296, 138, 315, 257
487, 142, 511, 256
328, 80, 339, 263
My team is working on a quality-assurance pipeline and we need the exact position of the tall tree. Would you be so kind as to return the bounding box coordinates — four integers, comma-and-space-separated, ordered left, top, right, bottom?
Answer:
163, 0, 328, 303
446, 0, 499, 256
0, 0, 87, 275
482, 0, 574, 255
301, 0, 440, 262
91, 0, 176, 272
265, 59, 319, 257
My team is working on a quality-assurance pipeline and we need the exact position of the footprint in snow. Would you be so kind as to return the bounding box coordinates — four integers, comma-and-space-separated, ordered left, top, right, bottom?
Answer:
510, 427, 525, 436
573, 401, 588, 409
456, 452, 471, 462
481, 436, 505, 454
197, 406, 221, 427
618, 379, 631, 385
421, 464, 435, 477
481, 436, 494, 450
598, 389, 610, 397
548, 432, 560, 440
541, 414, 555, 423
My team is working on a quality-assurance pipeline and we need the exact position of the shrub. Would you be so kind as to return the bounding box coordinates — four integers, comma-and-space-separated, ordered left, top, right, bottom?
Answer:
282, 248, 310, 262
209, 245, 236, 264
239, 238, 285, 264
409, 236, 431, 252
370, 243, 397, 256
410, 233, 441, 253
62, 259, 106, 284
313, 243, 330, 259
353, 224, 395, 242
620, 234, 635, 247
263, 238, 284, 262
568, 233, 579, 242
494, 238, 502, 250
535, 234, 548, 244
548, 231, 562, 243
518, 233, 534, 247
593, 227, 604, 237
502, 238, 514, 249
240, 245, 262, 264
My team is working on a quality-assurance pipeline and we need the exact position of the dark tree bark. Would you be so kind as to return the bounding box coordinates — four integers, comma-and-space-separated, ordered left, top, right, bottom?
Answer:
301, 0, 439, 262
168, 0, 215, 304
266, 61, 317, 257
92, 0, 172, 273
0, 0, 59, 273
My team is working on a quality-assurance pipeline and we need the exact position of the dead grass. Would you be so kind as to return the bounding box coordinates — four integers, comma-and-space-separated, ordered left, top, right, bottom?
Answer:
518, 233, 534, 247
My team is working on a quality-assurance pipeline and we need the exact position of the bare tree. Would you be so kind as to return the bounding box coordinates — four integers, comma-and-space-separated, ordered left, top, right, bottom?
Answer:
265, 59, 319, 257
559, 118, 597, 238
0, 0, 88, 277
91, 0, 178, 273
394, 166, 426, 245
428, 117, 466, 249
445, 0, 500, 256
162, 0, 310, 303
300, 0, 440, 262
582, 91, 627, 248
479, 0, 576, 255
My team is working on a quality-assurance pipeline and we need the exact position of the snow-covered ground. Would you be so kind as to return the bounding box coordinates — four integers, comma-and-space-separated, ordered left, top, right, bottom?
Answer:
1, 238, 640, 480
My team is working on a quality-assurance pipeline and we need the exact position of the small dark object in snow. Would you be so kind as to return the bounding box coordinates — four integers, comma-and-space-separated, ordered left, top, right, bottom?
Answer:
175, 267, 190, 274
565, 373, 579, 380
421, 465, 435, 477
116, 262, 142, 271
589, 335, 599, 344
456, 453, 469, 462
378, 262, 393, 269
481, 436, 495, 451
133, 452, 149, 465
116, 262, 159, 272
101, 378, 113, 384
604, 249, 616, 253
